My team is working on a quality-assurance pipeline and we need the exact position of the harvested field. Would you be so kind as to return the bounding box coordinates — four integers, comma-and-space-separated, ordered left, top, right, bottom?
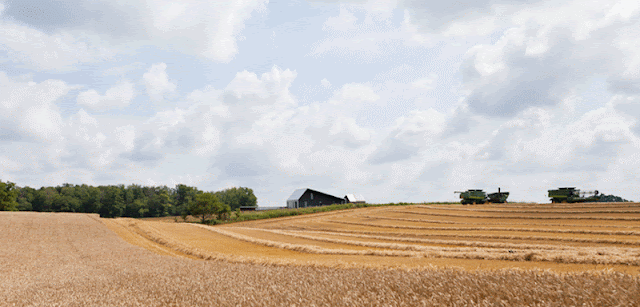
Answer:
105, 203, 640, 273
4, 204, 640, 306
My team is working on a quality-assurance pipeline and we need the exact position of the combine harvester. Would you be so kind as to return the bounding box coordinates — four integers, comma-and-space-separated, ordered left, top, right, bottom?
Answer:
455, 188, 509, 205
548, 187, 600, 203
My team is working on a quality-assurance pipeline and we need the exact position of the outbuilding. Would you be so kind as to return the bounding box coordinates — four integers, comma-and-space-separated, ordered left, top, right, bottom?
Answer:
344, 194, 366, 204
286, 188, 345, 209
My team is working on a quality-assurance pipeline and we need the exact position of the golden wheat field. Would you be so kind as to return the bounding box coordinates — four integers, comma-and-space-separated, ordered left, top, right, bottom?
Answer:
2, 204, 640, 306
117, 203, 640, 273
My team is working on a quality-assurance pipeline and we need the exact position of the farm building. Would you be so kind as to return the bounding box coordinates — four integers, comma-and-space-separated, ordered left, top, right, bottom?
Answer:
344, 194, 366, 204
286, 188, 345, 209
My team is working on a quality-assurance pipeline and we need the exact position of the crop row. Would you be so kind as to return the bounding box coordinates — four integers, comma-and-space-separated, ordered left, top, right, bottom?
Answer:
467, 203, 640, 209
392, 210, 640, 220
326, 218, 640, 236
207, 226, 640, 266
357, 214, 640, 229
416, 205, 640, 214
298, 220, 640, 247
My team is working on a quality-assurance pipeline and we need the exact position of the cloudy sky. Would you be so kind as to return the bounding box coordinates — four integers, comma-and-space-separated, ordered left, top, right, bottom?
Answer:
1, 0, 639, 205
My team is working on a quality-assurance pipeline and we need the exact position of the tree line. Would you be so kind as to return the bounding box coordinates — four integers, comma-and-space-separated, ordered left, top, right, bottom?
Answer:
0, 180, 257, 219
598, 194, 632, 202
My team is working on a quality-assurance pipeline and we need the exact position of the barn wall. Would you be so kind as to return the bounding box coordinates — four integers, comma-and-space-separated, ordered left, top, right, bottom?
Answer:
297, 190, 344, 208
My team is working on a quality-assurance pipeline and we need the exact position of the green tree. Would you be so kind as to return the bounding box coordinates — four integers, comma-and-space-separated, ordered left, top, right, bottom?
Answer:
216, 202, 231, 221
148, 187, 172, 217
216, 187, 257, 210
54, 185, 81, 212
16, 186, 35, 211
189, 193, 224, 223
98, 186, 125, 217
598, 194, 631, 202
32, 187, 58, 212
80, 185, 102, 213
125, 199, 148, 218
174, 184, 200, 217
0, 180, 19, 211
125, 184, 147, 216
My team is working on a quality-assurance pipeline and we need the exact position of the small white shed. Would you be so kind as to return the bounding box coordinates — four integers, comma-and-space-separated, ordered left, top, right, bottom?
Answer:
344, 194, 366, 204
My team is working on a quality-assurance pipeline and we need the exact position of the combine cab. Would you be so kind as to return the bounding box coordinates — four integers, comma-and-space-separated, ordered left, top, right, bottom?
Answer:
455, 189, 487, 205
548, 187, 600, 203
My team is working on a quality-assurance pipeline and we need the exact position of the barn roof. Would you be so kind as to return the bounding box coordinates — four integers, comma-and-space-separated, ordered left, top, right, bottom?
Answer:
287, 188, 344, 201
345, 194, 366, 202
287, 189, 307, 201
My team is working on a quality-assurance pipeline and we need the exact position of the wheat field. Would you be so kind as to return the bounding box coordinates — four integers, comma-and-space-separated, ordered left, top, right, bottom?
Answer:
124, 203, 640, 273
3, 204, 640, 306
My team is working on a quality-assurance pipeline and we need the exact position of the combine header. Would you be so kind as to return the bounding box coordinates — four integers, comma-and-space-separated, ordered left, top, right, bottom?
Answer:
548, 187, 600, 203
455, 188, 509, 205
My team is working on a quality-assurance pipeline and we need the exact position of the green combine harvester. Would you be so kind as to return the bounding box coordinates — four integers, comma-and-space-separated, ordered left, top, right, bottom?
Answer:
455, 188, 509, 205
548, 187, 600, 203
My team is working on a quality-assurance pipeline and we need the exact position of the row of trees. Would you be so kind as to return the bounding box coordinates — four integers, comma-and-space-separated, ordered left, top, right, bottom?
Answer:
599, 194, 631, 202
0, 180, 257, 218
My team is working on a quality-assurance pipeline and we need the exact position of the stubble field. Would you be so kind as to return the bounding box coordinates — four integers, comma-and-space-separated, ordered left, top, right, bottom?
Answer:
3, 203, 640, 306
120, 203, 640, 273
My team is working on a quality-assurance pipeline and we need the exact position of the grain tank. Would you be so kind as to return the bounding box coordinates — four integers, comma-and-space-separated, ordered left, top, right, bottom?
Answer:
486, 187, 509, 203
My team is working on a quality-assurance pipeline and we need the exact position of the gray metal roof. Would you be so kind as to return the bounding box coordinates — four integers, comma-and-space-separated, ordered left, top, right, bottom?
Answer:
287, 189, 307, 201
345, 194, 365, 202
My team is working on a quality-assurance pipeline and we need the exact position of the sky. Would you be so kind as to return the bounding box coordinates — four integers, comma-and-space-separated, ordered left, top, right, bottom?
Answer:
1, 0, 640, 206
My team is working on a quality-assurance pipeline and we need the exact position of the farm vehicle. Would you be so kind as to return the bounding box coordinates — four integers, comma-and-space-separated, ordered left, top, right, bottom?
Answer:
455, 188, 509, 205
548, 187, 600, 203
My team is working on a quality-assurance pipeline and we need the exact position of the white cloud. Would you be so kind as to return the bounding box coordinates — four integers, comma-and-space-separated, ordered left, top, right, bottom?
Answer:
442, 16, 500, 37
329, 83, 380, 105
62, 110, 116, 170
103, 62, 146, 77
115, 125, 136, 152
323, 5, 359, 32
0, 73, 70, 143
225, 66, 297, 105
0, 0, 267, 71
363, 0, 398, 18
193, 123, 221, 156
5, 0, 640, 205
0, 21, 114, 71
455, 1, 640, 118
145, 0, 268, 62
143, 63, 176, 102
411, 74, 436, 89
77, 80, 136, 111
321, 78, 332, 88
367, 108, 446, 164
0, 155, 22, 172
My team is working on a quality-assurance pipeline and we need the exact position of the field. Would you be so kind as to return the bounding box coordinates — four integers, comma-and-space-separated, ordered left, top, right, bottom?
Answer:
122, 203, 640, 273
2, 203, 640, 306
